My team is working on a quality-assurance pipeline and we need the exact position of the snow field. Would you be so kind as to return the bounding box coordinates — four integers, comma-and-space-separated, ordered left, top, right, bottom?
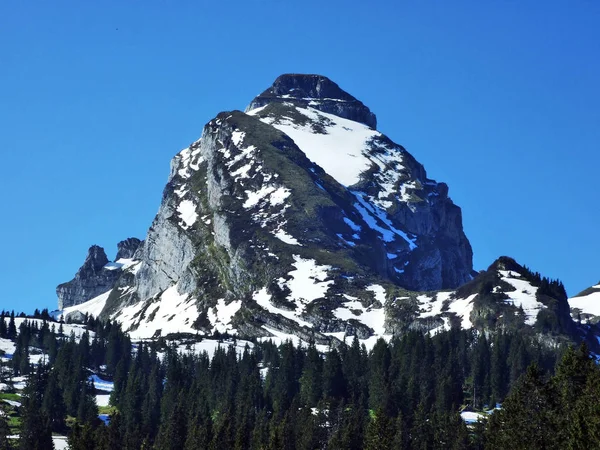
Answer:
59, 290, 111, 319
498, 271, 543, 325
115, 283, 200, 340
569, 289, 600, 317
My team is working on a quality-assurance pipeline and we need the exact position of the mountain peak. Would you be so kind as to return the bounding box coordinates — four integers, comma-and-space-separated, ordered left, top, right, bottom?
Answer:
116, 238, 142, 260
246, 73, 377, 129
83, 245, 109, 271
488, 256, 523, 273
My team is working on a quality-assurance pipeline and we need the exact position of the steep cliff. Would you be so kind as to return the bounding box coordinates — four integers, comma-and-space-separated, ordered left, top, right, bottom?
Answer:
58, 75, 481, 345
57, 239, 141, 309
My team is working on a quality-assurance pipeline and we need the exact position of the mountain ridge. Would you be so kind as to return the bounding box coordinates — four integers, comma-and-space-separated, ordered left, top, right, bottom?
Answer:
54, 74, 597, 351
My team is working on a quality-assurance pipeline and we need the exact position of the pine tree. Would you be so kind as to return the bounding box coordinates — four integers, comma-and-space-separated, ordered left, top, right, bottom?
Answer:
485, 364, 560, 449
19, 366, 53, 450
322, 348, 346, 402
364, 408, 395, 450
0, 416, 10, 450
368, 339, 391, 413
7, 313, 16, 340
411, 401, 433, 450
299, 341, 322, 406
68, 422, 97, 450
41, 370, 66, 432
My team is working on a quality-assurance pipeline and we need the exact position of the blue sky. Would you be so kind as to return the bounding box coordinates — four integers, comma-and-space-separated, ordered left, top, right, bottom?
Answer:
1, 1, 598, 312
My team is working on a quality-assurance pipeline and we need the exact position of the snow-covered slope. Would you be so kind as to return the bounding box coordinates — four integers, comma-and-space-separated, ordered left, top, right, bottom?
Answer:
570, 283, 600, 323
58, 290, 111, 320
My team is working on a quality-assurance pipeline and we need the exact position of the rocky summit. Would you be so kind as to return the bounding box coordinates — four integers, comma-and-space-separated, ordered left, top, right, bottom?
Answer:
56, 74, 595, 350
57, 239, 142, 310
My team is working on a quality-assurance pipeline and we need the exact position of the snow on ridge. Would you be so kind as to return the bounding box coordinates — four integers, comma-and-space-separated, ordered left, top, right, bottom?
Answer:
243, 185, 290, 210
570, 290, 600, 318
231, 131, 246, 147
256, 106, 379, 187
104, 262, 123, 271
416, 291, 475, 330
103, 258, 139, 272
333, 284, 391, 343
418, 292, 453, 319
176, 147, 204, 180
177, 199, 198, 230
448, 294, 477, 329
498, 270, 543, 325
254, 256, 333, 331
367, 284, 387, 305
253, 104, 421, 213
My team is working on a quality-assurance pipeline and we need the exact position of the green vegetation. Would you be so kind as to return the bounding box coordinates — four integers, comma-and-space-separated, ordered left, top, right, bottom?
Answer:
0, 394, 19, 402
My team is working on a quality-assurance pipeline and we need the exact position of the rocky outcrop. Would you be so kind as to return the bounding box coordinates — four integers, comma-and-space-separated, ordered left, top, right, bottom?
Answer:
116, 238, 142, 260
57, 246, 120, 309
246, 74, 377, 129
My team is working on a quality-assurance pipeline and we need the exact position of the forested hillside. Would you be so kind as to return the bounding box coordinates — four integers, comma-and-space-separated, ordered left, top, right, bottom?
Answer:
2, 311, 598, 449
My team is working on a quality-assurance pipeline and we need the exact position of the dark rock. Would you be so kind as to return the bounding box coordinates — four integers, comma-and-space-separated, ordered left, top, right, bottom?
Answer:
116, 238, 142, 260
246, 74, 377, 129
56, 245, 119, 309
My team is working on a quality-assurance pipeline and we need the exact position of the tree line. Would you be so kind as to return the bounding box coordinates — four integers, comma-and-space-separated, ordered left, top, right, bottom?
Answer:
2, 311, 600, 449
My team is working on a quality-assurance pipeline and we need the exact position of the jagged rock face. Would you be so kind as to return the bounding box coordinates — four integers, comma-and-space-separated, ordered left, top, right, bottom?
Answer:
116, 238, 142, 260
246, 74, 377, 129
57, 246, 120, 310
247, 97, 473, 291
92, 74, 475, 342
56, 75, 597, 351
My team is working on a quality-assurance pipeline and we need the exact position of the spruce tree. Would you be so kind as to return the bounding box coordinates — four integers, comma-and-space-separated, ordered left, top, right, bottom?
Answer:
19, 366, 53, 450
0, 416, 10, 450
364, 408, 395, 450
485, 364, 560, 449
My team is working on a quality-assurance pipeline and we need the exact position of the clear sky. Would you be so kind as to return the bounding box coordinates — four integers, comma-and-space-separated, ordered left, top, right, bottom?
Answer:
1, 1, 599, 313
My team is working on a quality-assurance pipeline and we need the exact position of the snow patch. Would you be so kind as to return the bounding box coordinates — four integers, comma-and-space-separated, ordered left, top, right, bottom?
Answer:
286, 256, 333, 305
499, 271, 543, 325
208, 299, 242, 334
273, 229, 301, 246
253, 287, 313, 328
461, 411, 485, 424
177, 200, 198, 230
352, 191, 417, 249
115, 284, 199, 340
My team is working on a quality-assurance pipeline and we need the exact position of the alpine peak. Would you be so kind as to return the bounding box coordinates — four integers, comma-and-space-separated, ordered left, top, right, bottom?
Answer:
246, 73, 377, 129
